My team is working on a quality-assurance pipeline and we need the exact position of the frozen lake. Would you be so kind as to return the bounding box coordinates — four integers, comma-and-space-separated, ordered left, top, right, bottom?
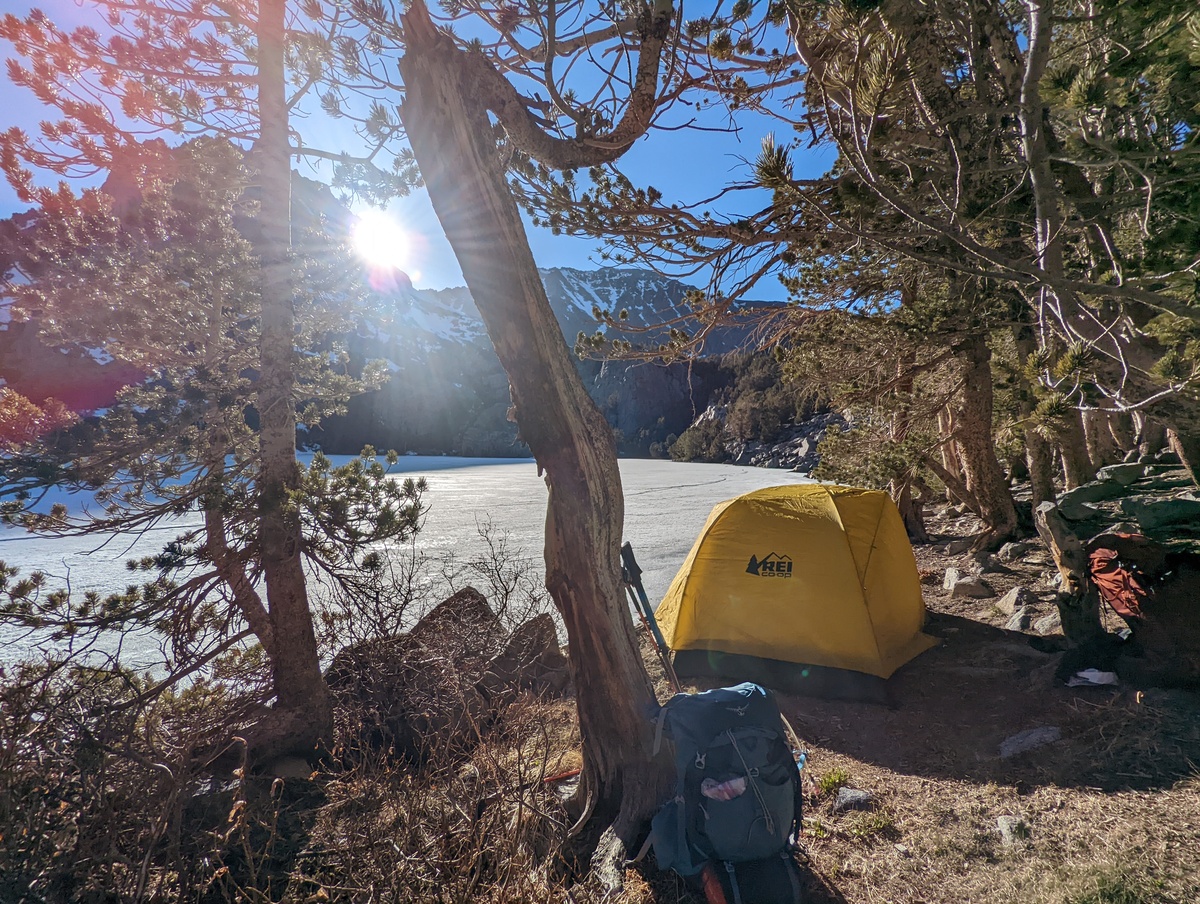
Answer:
1, 456, 810, 667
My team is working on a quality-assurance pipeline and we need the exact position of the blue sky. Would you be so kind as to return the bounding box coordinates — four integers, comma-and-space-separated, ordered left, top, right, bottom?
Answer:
0, 0, 826, 299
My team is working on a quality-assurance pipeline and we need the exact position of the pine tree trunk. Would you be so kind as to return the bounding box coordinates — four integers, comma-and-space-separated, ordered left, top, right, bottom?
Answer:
247, 0, 332, 761
398, 12, 670, 862
1167, 429, 1200, 488
1083, 410, 1120, 468
952, 334, 1017, 547
1135, 415, 1167, 459
891, 478, 929, 543
937, 407, 968, 505
888, 354, 928, 542
1107, 412, 1136, 458
1011, 325, 1056, 508
1058, 409, 1094, 489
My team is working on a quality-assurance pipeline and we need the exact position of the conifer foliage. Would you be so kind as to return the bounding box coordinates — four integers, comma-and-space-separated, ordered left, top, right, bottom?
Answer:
0, 138, 423, 749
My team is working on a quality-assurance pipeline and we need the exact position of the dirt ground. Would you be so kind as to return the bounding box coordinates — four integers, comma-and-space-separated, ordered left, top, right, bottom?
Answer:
740, 508, 1200, 904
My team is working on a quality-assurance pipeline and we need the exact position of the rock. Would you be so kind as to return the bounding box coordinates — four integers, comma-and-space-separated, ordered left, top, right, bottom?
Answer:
1123, 449, 1140, 463
1037, 570, 1063, 588
997, 586, 1039, 616
264, 756, 313, 781
1004, 607, 1033, 632
1138, 474, 1195, 491
833, 788, 873, 813
943, 567, 962, 590
1057, 498, 1105, 521
1155, 450, 1182, 465
969, 551, 1010, 574
999, 726, 1062, 758
997, 815, 1030, 845
997, 541, 1035, 563
1060, 480, 1128, 505
478, 612, 570, 702
407, 586, 507, 680
1034, 610, 1062, 635
327, 632, 493, 764
950, 575, 995, 599
1090, 522, 1141, 540
943, 537, 975, 555
1120, 496, 1200, 530
1095, 463, 1145, 486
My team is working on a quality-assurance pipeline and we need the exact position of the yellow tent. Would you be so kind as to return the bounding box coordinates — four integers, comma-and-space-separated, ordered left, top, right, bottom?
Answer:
656, 484, 937, 698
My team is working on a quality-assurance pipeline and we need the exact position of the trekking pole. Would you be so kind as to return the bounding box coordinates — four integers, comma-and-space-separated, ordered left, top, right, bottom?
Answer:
621, 541, 682, 693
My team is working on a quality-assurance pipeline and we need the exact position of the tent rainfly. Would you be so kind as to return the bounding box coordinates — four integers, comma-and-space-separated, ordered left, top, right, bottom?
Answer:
655, 484, 938, 700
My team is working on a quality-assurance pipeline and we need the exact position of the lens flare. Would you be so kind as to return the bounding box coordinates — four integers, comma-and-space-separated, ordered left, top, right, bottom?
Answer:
351, 209, 410, 272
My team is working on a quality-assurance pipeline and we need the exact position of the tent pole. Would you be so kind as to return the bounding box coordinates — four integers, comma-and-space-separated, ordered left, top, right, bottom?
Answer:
621, 542, 682, 693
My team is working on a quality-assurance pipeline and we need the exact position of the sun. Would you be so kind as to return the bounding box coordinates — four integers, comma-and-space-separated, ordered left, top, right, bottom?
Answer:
351, 209, 410, 272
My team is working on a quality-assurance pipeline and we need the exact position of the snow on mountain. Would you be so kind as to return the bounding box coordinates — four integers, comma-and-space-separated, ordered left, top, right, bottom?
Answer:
367, 266, 746, 357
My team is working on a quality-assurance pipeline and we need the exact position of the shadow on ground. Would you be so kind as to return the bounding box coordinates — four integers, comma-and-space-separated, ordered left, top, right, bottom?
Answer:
773, 612, 1200, 794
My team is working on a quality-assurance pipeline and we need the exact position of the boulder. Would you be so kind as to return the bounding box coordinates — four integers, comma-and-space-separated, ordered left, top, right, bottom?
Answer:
950, 575, 995, 599
1004, 608, 1033, 632
1057, 498, 1105, 522
1059, 480, 1127, 506
327, 632, 492, 764
478, 612, 570, 702
943, 537, 975, 555
1095, 463, 1145, 487
969, 550, 1009, 574
409, 586, 506, 674
1120, 496, 1200, 531
997, 540, 1035, 563
1034, 610, 1062, 636
997, 586, 1039, 616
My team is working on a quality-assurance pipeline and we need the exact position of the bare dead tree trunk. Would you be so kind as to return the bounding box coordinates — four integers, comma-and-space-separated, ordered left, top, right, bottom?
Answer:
398, 11, 670, 868
1034, 502, 1105, 645
953, 334, 1018, 547
1058, 409, 1094, 489
246, 0, 332, 762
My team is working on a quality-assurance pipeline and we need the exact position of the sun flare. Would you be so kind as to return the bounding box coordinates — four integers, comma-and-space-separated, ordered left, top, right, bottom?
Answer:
351, 209, 410, 272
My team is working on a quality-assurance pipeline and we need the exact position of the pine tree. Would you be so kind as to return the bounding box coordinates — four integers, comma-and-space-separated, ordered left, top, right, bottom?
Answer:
0, 139, 423, 755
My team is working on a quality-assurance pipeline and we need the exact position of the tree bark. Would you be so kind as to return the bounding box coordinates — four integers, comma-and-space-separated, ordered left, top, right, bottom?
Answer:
1083, 410, 1120, 469
1034, 502, 1104, 645
249, 0, 332, 760
398, 8, 670, 861
1058, 409, 1094, 489
891, 478, 929, 543
952, 334, 1018, 547
1012, 324, 1056, 508
1107, 412, 1136, 458
1135, 414, 1167, 459
936, 406, 968, 505
1167, 429, 1200, 487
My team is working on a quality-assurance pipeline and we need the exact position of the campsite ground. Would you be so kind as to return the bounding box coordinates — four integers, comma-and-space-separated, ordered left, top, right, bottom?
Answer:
655, 505, 1200, 904
177, 494, 1200, 904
